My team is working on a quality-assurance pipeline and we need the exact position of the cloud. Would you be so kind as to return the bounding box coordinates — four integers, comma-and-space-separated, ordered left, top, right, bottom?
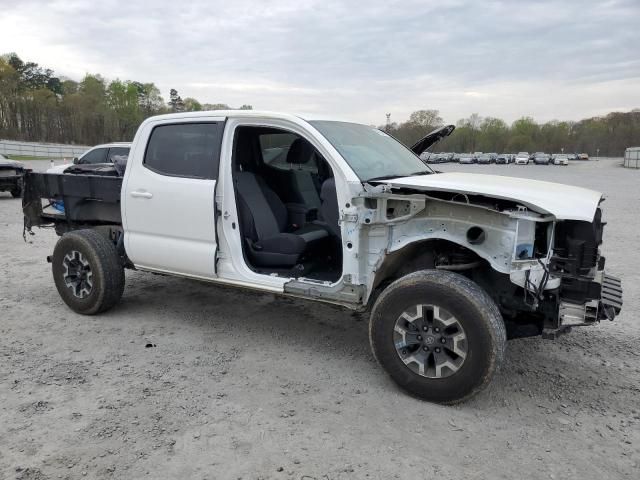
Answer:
1, 0, 638, 124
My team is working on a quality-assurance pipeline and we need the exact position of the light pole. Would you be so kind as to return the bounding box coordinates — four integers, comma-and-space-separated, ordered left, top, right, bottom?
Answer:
385, 113, 391, 133
561, 147, 564, 154
596, 148, 600, 161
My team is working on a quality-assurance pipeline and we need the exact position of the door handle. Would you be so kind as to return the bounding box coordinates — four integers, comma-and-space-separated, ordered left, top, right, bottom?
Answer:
131, 190, 153, 199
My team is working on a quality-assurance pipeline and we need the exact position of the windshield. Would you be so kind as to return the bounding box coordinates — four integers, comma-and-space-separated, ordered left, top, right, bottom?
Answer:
309, 120, 432, 181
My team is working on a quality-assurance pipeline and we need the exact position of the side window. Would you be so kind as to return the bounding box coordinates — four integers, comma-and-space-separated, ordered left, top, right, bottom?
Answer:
144, 123, 224, 179
80, 148, 108, 164
259, 132, 318, 173
107, 147, 130, 162
259, 132, 297, 170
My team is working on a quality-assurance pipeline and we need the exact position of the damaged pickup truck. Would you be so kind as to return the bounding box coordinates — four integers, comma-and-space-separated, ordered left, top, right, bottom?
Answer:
22, 111, 623, 403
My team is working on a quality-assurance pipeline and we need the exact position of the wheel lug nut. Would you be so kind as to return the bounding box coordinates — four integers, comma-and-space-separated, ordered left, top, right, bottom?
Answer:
435, 348, 441, 353
423, 346, 428, 351
434, 328, 440, 333
440, 338, 446, 344
417, 335, 422, 340
422, 326, 428, 331
402, 349, 407, 355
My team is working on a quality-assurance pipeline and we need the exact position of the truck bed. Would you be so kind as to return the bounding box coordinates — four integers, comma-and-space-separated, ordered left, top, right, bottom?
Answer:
22, 171, 123, 230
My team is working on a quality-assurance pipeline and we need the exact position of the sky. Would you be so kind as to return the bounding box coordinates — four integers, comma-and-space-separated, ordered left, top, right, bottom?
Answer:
1, 0, 639, 125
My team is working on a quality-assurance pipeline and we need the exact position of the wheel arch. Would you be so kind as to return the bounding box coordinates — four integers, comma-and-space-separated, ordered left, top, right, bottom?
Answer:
368, 238, 493, 306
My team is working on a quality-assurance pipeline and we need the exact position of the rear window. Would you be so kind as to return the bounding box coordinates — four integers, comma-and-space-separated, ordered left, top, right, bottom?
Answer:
107, 147, 130, 162
144, 123, 224, 179
80, 148, 108, 164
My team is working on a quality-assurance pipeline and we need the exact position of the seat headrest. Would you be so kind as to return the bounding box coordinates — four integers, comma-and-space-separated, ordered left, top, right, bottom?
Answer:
286, 138, 315, 165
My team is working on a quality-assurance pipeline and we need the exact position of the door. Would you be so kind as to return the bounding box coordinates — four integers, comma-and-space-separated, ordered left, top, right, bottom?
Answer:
123, 120, 225, 278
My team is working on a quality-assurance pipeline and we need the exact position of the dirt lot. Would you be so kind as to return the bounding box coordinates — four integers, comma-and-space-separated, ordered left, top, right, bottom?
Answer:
1, 159, 639, 479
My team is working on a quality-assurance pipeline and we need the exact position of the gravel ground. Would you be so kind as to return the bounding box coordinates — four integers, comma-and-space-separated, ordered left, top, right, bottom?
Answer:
1, 158, 639, 479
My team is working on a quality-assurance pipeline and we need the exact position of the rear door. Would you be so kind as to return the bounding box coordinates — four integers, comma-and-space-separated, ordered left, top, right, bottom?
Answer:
123, 119, 225, 278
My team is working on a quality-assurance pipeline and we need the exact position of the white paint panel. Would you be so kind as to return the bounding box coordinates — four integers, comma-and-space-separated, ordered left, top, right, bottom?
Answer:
376, 172, 602, 222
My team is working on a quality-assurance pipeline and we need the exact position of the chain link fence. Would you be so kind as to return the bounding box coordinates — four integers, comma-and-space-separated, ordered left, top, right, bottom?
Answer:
0, 139, 90, 158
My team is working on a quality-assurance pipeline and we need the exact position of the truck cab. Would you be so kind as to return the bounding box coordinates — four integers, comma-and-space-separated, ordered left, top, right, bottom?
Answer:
22, 111, 622, 404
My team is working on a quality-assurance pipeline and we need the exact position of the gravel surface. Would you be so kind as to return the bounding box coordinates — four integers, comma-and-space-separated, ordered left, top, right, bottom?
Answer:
1, 158, 639, 479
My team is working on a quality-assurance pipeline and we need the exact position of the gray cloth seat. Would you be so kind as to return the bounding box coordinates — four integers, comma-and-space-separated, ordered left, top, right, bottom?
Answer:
235, 171, 329, 267
284, 138, 322, 210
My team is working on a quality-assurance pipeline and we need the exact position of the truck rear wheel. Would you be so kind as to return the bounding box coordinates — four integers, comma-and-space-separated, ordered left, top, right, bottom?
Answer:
11, 185, 22, 198
52, 229, 125, 315
369, 270, 506, 404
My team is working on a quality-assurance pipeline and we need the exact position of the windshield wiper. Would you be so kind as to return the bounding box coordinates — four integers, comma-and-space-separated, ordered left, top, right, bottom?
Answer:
408, 169, 434, 176
365, 169, 435, 182
365, 174, 403, 182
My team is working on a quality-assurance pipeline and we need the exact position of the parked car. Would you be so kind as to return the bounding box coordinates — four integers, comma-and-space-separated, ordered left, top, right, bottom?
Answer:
553, 154, 569, 166
533, 153, 551, 165
515, 152, 530, 165
567, 153, 578, 161
495, 154, 510, 164
452, 153, 461, 162
47, 143, 131, 174
425, 152, 447, 164
22, 111, 622, 404
0, 154, 26, 197
433, 153, 449, 163
487, 153, 498, 162
459, 153, 476, 164
477, 153, 492, 164
579, 153, 589, 160
419, 151, 432, 162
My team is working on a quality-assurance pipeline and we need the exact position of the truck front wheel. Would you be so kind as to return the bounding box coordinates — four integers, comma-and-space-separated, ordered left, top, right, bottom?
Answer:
369, 270, 506, 404
52, 229, 125, 315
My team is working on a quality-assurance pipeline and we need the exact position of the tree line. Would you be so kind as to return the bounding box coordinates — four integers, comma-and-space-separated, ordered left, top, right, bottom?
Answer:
383, 109, 640, 156
0, 53, 251, 146
0, 53, 638, 155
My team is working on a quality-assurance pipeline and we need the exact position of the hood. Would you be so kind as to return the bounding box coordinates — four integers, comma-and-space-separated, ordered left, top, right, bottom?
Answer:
0, 159, 26, 169
410, 125, 455, 155
373, 172, 602, 222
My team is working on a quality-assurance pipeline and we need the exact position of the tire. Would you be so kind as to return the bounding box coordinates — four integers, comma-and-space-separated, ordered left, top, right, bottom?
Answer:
369, 270, 506, 404
10, 186, 22, 198
52, 229, 125, 315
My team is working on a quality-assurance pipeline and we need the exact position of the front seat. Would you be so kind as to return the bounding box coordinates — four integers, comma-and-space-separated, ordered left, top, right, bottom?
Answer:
284, 138, 322, 210
235, 171, 328, 268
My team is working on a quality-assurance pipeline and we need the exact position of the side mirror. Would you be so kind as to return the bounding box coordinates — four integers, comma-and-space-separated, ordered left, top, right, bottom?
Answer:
72, 157, 79, 164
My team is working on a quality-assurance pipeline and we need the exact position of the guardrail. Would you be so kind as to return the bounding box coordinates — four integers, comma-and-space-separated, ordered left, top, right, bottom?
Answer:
0, 140, 90, 158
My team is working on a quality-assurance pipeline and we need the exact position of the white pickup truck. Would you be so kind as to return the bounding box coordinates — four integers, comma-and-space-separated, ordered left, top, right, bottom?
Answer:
22, 110, 622, 404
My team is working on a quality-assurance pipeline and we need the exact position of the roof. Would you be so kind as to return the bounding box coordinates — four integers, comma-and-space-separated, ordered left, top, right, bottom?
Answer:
142, 110, 358, 124
91, 142, 132, 148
